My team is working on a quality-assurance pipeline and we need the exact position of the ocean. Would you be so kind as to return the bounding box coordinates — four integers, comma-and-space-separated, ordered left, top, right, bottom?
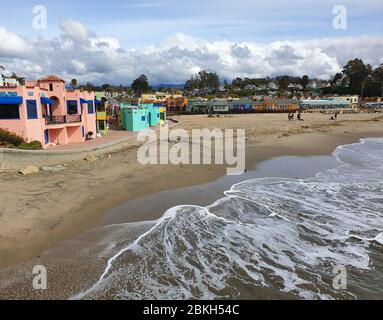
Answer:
75, 138, 383, 300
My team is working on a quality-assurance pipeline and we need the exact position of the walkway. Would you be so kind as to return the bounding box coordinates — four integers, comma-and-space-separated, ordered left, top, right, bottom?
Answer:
46, 120, 179, 152
47, 128, 136, 151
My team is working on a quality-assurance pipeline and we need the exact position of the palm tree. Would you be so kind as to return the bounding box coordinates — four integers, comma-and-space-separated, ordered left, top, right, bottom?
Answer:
10, 73, 25, 85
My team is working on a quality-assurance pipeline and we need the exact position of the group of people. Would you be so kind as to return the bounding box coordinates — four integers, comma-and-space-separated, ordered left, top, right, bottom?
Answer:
288, 111, 304, 121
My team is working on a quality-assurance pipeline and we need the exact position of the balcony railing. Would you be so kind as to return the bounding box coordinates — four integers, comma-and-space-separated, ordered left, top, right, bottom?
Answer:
66, 115, 82, 123
45, 115, 82, 125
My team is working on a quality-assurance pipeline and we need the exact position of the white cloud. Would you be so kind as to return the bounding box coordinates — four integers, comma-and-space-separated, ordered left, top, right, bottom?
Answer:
59, 19, 90, 42
0, 21, 382, 84
0, 27, 30, 58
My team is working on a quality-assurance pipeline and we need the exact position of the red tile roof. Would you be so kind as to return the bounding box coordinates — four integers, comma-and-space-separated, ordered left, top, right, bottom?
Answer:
38, 75, 66, 83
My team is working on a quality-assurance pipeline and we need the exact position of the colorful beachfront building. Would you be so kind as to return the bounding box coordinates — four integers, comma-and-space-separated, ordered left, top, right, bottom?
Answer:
120, 103, 166, 132
0, 75, 97, 148
252, 99, 300, 112
165, 97, 188, 112
185, 98, 208, 113
159, 106, 167, 125
299, 98, 352, 110
229, 99, 253, 112
121, 107, 149, 131
207, 99, 230, 113
94, 92, 109, 136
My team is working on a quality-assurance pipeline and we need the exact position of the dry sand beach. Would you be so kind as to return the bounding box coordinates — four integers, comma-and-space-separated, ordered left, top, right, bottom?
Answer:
0, 113, 383, 299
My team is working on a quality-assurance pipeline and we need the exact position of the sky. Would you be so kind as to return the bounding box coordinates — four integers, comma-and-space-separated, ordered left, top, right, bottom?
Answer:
0, 0, 382, 85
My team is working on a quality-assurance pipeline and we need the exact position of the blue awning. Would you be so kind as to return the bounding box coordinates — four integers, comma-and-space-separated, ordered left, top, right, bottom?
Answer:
0, 96, 23, 105
80, 98, 88, 104
40, 97, 55, 105
94, 98, 102, 105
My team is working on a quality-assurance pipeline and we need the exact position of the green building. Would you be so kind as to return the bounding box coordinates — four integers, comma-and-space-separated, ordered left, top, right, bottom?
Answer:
207, 99, 229, 113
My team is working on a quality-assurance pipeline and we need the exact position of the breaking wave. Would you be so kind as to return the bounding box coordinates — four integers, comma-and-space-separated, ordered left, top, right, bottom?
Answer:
76, 138, 383, 300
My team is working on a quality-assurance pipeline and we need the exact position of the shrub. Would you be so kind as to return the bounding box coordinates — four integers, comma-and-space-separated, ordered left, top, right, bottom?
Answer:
19, 140, 43, 150
0, 128, 25, 147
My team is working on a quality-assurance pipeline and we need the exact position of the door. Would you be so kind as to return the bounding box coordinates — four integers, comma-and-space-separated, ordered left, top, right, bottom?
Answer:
44, 129, 49, 145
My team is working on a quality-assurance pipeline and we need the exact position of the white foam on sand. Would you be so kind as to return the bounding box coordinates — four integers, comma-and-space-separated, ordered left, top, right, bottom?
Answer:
73, 138, 383, 300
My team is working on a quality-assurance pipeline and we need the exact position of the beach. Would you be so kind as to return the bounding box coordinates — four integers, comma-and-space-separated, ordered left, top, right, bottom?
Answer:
1, 112, 382, 266
0, 112, 383, 299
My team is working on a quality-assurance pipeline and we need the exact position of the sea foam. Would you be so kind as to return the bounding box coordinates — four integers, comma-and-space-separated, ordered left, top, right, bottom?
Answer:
76, 138, 383, 300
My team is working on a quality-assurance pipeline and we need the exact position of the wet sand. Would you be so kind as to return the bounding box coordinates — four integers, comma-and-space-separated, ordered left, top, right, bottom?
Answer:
0, 113, 382, 270
0, 136, 382, 299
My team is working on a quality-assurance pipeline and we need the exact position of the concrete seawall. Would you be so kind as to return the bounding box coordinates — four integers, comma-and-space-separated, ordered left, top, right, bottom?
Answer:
0, 136, 134, 171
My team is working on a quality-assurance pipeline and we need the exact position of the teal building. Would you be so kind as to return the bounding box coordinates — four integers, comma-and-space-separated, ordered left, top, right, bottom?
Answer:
147, 105, 160, 126
137, 103, 160, 127
121, 105, 149, 132
120, 103, 165, 132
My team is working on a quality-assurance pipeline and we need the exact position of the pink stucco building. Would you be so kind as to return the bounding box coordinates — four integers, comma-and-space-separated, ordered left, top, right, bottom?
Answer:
0, 75, 97, 148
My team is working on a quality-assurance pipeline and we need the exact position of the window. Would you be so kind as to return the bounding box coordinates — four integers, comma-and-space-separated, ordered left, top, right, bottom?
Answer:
49, 83, 53, 91
26, 100, 38, 119
0, 104, 20, 119
28, 92, 34, 97
87, 101, 94, 114
67, 100, 78, 114
141, 115, 146, 121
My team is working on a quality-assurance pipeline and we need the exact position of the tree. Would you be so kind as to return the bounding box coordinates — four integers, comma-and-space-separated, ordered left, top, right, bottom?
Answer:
276, 75, 291, 90
342, 58, 372, 94
10, 73, 25, 85
184, 70, 220, 93
131, 74, 151, 96
332, 72, 343, 87
232, 77, 243, 89
301, 75, 309, 90
70, 79, 77, 90
372, 64, 383, 96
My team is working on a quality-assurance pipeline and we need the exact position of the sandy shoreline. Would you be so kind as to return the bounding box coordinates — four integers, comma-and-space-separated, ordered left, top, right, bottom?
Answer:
1, 113, 382, 268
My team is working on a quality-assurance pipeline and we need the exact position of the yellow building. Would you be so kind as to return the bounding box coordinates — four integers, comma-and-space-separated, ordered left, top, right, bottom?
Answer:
159, 107, 167, 125
140, 92, 183, 103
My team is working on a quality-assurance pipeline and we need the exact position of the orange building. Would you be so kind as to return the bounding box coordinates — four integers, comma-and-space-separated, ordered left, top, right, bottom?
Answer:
253, 99, 300, 113
165, 97, 188, 112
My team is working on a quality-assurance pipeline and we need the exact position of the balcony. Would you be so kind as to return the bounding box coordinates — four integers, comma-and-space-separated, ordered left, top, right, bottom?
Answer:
96, 111, 107, 121
45, 115, 82, 125
66, 115, 82, 123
